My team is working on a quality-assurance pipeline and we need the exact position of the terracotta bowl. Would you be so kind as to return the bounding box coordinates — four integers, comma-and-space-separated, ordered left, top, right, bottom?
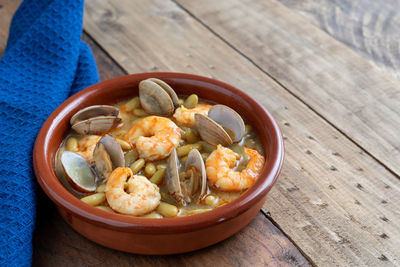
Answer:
33, 72, 284, 254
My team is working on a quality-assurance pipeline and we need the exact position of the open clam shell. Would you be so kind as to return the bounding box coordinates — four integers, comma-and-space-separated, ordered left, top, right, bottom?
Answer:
166, 148, 206, 206
70, 105, 121, 135
148, 78, 180, 109
93, 135, 125, 182
166, 148, 184, 206
139, 78, 179, 116
55, 146, 78, 194
208, 105, 245, 142
184, 149, 207, 199
61, 151, 96, 193
70, 105, 119, 125
55, 146, 67, 182
195, 105, 245, 146
195, 114, 233, 146
72, 116, 121, 135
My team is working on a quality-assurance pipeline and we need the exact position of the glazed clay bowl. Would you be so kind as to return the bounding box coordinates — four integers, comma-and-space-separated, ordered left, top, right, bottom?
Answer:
33, 72, 284, 254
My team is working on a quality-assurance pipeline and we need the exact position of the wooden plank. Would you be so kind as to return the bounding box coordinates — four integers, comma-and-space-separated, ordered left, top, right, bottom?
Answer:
175, 0, 400, 178
82, 34, 126, 81
277, 0, 400, 80
83, 0, 400, 266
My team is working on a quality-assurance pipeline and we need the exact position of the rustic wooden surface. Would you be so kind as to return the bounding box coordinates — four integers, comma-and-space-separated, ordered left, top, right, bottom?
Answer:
2, 0, 400, 266
277, 0, 400, 80
83, 0, 400, 265
175, 0, 400, 178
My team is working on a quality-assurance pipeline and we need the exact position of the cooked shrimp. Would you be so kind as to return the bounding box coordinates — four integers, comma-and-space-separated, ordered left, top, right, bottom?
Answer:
124, 116, 181, 161
77, 135, 101, 162
173, 104, 212, 127
206, 145, 264, 191
105, 167, 161, 216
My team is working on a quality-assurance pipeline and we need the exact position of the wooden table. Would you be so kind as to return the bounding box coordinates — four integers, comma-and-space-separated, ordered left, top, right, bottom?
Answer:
1, 1, 400, 266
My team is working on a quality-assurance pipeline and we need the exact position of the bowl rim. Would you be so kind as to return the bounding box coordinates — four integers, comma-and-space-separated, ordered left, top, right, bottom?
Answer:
33, 72, 284, 233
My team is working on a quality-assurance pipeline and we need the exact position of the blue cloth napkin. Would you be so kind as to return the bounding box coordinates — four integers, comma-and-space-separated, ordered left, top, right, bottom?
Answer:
0, 0, 99, 265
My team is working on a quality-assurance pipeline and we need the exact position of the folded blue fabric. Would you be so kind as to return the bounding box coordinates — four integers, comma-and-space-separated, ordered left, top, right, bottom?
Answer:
0, 0, 99, 265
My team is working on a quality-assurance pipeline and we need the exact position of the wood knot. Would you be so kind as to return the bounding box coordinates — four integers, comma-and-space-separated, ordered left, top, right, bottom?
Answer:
378, 254, 389, 261
280, 251, 299, 265
380, 216, 389, 222
334, 231, 350, 244
379, 233, 389, 239
287, 186, 299, 192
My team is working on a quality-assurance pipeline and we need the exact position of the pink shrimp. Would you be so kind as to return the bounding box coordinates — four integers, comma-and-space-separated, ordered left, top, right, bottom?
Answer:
173, 104, 212, 127
76, 135, 101, 162
105, 167, 161, 216
206, 145, 265, 191
124, 116, 181, 161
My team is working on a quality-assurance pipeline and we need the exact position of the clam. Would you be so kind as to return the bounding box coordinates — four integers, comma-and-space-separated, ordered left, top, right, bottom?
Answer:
60, 151, 96, 193
166, 148, 206, 206
166, 148, 183, 205
92, 135, 125, 182
55, 146, 67, 182
70, 105, 121, 135
55, 146, 75, 192
195, 114, 232, 146
195, 105, 245, 146
139, 78, 179, 116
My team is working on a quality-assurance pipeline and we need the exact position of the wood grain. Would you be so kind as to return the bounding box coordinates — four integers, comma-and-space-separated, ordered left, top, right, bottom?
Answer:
176, 0, 400, 180
277, 0, 400, 80
82, 34, 126, 81
83, 0, 400, 266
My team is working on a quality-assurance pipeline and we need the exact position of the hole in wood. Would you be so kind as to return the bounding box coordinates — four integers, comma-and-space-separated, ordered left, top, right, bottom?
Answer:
379, 233, 389, 239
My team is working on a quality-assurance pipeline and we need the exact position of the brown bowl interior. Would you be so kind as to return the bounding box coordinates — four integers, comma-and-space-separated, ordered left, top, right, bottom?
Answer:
34, 72, 284, 234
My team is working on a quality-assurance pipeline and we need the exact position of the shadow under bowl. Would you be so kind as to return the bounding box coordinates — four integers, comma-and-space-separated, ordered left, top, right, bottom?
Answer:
33, 72, 284, 254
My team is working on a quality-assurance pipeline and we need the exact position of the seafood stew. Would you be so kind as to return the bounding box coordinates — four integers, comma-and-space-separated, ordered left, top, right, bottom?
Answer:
55, 78, 265, 218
